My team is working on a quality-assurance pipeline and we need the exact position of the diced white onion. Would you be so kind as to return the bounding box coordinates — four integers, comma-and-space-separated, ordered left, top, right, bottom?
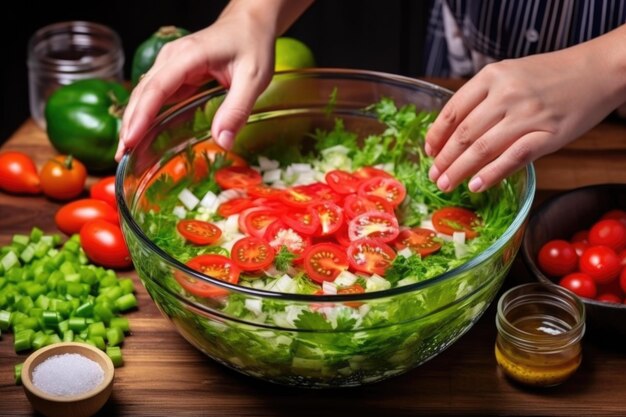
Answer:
199, 190, 218, 208
178, 188, 199, 210
290, 163, 312, 173
245, 299, 263, 316
258, 156, 280, 171
216, 189, 243, 203
437, 233, 453, 242
274, 274, 296, 293
221, 233, 245, 252
172, 206, 187, 219
224, 215, 239, 235
454, 242, 469, 259
365, 274, 392, 292
452, 231, 466, 245
322, 281, 338, 295
420, 220, 435, 230
320, 145, 351, 156
263, 168, 282, 183
397, 247, 413, 258
334, 270, 358, 287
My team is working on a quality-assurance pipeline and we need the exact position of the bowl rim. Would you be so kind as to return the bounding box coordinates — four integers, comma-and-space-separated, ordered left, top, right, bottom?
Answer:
21, 342, 114, 403
521, 183, 626, 310
116, 67, 536, 303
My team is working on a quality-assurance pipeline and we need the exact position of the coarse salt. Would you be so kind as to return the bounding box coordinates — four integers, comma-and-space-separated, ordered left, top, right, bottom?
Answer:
32, 353, 104, 397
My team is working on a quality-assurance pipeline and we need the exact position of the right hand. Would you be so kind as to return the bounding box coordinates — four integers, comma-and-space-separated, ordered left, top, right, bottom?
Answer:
115, 12, 275, 160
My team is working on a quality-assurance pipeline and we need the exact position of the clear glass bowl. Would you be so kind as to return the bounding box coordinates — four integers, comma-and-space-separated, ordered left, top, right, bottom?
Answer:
116, 69, 536, 388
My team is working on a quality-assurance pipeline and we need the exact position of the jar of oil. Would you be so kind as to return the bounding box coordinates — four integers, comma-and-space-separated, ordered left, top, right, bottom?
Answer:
27, 21, 124, 129
495, 283, 585, 387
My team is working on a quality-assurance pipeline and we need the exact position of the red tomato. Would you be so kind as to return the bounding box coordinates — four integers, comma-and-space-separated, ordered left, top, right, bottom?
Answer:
79, 219, 132, 269
283, 208, 320, 236
264, 221, 311, 256
214, 166, 262, 189
40, 155, 87, 201
570, 230, 589, 244
619, 249, 626, 266
0, 151, 41, 194
338, 284, 366, 308
343, 195, 391, 219
537, 240, 578, 277
601, 209, 626, 227
303, 243, 349, 283
231, 236, 275, 271
178, 254, 240, 297
303, 183, 343, 204
589, 219, 626, 251
347, 238, 396, 276
558, 272, 597, 299
571, 241, 588, 258
177, 220, 222, 245
579, 245, 621, 284
431, 207, 480, 239
55, 199, 119, 235
312, 202, 344, 236
217, 198, 254, 217
620, 267, 626, 294
244, 209, 281, 238
353, 167, 393, 180
279, 186, 320, 208
90, 176, 117, 207
394, 227, 442, 257
334, 224, 352, 247
596, 293, 622, 303
358, 177, 406, 207
246, 184, 284, 199
325, 170, 361, 194
348, 211, 399, 243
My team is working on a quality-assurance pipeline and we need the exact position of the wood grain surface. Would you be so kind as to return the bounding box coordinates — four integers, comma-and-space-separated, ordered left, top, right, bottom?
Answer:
1, 78, 625, 416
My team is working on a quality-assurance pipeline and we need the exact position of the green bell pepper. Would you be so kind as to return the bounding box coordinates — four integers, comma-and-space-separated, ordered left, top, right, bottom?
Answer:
44, 79, 129, 172
131, 26, 189, 86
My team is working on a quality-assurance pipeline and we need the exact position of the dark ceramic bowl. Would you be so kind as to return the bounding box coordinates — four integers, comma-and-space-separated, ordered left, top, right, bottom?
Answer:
522, 184, 626, 339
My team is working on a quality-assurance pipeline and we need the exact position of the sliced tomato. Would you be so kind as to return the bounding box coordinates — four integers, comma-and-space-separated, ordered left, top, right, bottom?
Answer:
343, 195, 392, 219
347, 239, 396, 276
303, 183, 343, 204
338, 284, 365, 308
348, 211, 400, 242
177, 220, 222, 245
358, 177, 406, 207
231, 236, 275, 271
283, 208, 320, 235
394, 227, 442, 257
244, 209, 281, 238
238, 207, 264, 234
246, 184, 284, 200
214, 166, 262, 189
334, 224, 352, 247
217, 197, 254, 218
279, 186, 320, 208
312, 202, 344, 236
303, 243, 349, 283
353, 166, 394, 180
252, 198, 287, 211
325, 170, 361, 194
431, 207, 480, 239
178, 254, 240, 298
264, 221, 311, 257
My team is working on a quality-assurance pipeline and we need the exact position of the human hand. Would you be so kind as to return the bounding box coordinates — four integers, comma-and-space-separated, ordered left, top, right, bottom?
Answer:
115, 10, 275, 160
424, 30, 626, 193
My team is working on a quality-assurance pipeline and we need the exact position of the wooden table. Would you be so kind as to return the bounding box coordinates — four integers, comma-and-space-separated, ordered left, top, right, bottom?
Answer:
1, 79, 626, 416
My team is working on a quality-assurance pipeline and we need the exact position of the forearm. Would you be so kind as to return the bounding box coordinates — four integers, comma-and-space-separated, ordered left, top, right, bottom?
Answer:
221, 0, 314, 38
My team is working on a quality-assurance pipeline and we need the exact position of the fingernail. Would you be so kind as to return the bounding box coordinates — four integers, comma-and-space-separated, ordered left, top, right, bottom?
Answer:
114, 141, 125, 161
469, 176, 484, 192
437, 174, 450, 191
429, 165, 440, 181
424, 143, 433, 157
217, 130, 235, 149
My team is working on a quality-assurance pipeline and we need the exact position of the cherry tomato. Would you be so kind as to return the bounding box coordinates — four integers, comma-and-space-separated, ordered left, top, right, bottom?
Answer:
90, 176, 117, 207
348, 211, 399, 243
431, 207, 480, 239
596, 293, 622, 303
620, 267, 626, 294
571, 241, 589, 258
334, 224, 352, 247
338, 284, 365, 308
283, 208, 320, 236
79, 219, 132, 269
246, 184, 284, 199
353, 167, 393, 180
279, 186, 320, 208
619, 249, 626, 266
178, 254, 240, 297
579, 245, 621, 284
231, 236, 275, 271
394, 227, 442, 257
55, 199, 119, 235
558, 272, 597, 299
601, 209, 626, 227
177, 220, 222, 245
537, 240, 578, 277
303, 183, 343, 204
244, 209, 282, 238
39, 155, 87, 200
358, 177, 406, 207
214, 166, 262, 189
347, 238, 396, 276
0, 151, 41, 194
570, 230, 589, 244
303, 243, 349, 283
264, 221, 311, 257
589, 219, 626, 251
312, 202, 344, 236
343, 195, 391, 219
325, 170, 361, 194
217, 198, 254, 217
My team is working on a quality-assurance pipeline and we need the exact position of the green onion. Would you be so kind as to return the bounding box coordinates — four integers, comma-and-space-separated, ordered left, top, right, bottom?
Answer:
14, 363, 23, 385
106, 346, 124, 367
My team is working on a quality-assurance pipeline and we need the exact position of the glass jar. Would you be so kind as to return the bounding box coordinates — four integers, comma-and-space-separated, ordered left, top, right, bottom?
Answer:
495, 283, 585, 387
27, 21, 125, 129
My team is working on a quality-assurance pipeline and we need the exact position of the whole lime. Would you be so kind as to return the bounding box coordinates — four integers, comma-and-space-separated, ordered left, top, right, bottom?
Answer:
275, 37, 315, 71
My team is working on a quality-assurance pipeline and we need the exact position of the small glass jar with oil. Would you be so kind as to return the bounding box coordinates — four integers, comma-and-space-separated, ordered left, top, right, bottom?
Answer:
495, 283, 585, 387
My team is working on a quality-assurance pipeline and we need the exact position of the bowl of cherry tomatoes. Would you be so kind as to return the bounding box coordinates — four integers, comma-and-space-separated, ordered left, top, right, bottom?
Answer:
522, 184, 626, 338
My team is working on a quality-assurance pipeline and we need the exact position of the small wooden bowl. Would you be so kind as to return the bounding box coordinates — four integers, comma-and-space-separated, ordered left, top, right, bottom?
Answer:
21, 342, 114, 417
521, 184, 626, 339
